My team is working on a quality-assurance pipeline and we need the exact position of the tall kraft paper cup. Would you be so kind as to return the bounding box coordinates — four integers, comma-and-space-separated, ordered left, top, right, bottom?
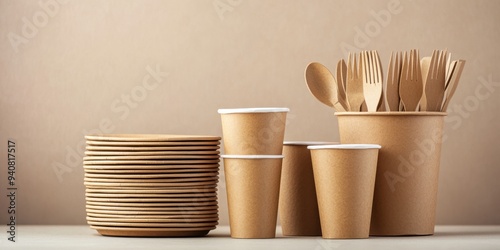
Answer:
335, 112, 446, 236
222, 155, 283, 238
309, 144, 380, 239
218, 108, 289, 155
279, 141, 336, 236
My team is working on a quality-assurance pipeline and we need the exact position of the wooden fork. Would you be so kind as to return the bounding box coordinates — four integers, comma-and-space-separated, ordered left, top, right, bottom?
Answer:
346, 52, 364, 112
441, 60, 465, 111
362, 50, 383, 112
385, 51, 401, 111
399, 49, 423, 111
425, 50, 447, 111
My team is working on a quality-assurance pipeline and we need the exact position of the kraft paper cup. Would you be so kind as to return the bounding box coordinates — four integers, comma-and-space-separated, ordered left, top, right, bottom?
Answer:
218, 108, 289, 155
221, 154, 283, 239
279, 141, 336, 236
336, 112, 446, 236
308, 144, 380, 239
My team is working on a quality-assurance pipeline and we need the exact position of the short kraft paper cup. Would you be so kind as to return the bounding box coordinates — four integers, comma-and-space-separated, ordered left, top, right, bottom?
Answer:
218, 108, 289, 155
335, 112, 446, 236
308, 144, 381, 239
222, 154, 283, 239
278, 141, 336, 236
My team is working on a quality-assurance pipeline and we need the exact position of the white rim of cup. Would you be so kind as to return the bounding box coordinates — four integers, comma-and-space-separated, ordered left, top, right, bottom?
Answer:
221, 155, 284, 159
284, 141, 338, 146
217, 107, 290, 114
307, 144, 382, 150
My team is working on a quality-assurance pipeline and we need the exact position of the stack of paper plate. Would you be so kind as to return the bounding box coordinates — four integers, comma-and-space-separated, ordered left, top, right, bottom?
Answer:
83, 134, 221, 237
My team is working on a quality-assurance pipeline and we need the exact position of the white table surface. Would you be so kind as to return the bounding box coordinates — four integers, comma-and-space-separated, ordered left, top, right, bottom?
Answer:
1, 225, 499, 250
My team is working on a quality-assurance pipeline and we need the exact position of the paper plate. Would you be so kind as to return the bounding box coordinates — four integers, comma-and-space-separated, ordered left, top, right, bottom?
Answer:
85, 204, 218, 211
83, 159, 220, 165
87, 221, 218, 228
84, 168, 219, 174
84, 172, 218, 179
85, 150, 219, 156
84, 184, 218, 190
83, 176, 218, 183
85, 134, 221, 142
85, 200, 218, 207
86, 145, 220, 151
86, 208, 218, 215
83, 155, 219, 161
85, 196, 217, 203
85, 192, 216, 199
86, 212, 218, 219
83, 164, 220, 170
86, 140, 220, 146
86, 216, 218, 223
90, 225, 214, 237
83, 184, 217, 189
85, 187, 217, 194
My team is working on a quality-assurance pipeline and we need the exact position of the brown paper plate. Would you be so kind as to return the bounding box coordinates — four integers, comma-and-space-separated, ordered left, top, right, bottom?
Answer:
84, 172, 218, 179
86, 145, 220, 151
85, 196, 217, 203
84, 171, 219, 180
86, 204, 218, 211
85, 150, 219, 156
85, 134, 221, 142
83, 176, 218, 183
83, 181, 218, 189
85, 185, 218, 191
86, 212, 218, 219
85, 187, 217, 194
86, 216, 217, 223
83, 164, 219, 170
90, 225, 214, 237
86, 208, 218, 215
83, 155, 219, 161
85, 192, 216, 199
85, 200, 218, 207
84, 168, 219, 174
87, 221, 218, 227
86, 140, 220, 146
83, 159, 220, 165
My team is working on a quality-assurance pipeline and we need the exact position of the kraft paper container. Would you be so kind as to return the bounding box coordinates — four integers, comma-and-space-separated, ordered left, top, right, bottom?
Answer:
218, 108, 289, 155
278, 141, 335, 236
309, 144, 380, 239
222, 155, 283, 239
335, 112, 446, 236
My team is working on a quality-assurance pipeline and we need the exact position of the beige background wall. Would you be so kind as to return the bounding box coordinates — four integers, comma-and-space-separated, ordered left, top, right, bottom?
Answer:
1, 0, 499, 225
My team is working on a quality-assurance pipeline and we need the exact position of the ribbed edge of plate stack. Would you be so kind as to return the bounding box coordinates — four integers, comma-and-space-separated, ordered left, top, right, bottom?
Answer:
82, 134, 221, 237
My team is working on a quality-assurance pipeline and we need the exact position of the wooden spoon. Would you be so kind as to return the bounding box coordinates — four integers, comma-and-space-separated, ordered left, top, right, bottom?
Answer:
336, 59, 349, 110
305, 62, 347, 112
